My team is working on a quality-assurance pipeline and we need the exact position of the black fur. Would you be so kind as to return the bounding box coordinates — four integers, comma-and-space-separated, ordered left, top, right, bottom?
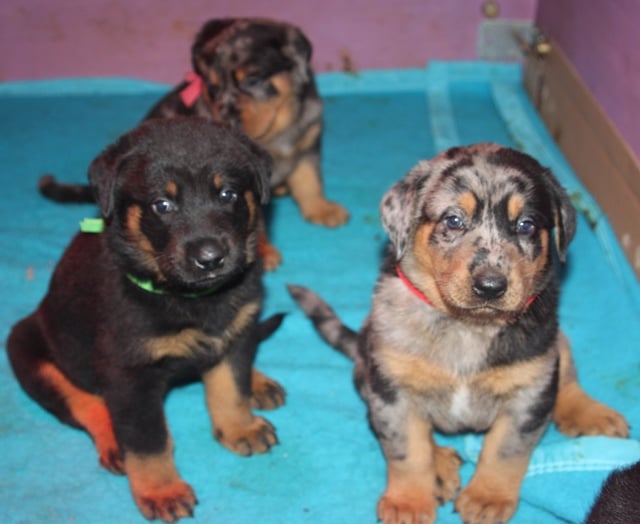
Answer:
585, 461, 640, 524
7, 118, 284, 522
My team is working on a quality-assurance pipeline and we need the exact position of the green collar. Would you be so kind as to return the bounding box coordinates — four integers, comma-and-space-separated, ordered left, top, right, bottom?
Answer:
80, 218, 223, 298
80, 217, 105, 233
126, 273, 225, 299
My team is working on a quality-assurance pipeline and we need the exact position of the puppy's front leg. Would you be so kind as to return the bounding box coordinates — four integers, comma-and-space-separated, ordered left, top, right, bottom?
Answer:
455, 413, 541, 524
106, 377, 196, 522
371, 397, 439, 524
126, 438, 197, 522
203, 358, 278, 456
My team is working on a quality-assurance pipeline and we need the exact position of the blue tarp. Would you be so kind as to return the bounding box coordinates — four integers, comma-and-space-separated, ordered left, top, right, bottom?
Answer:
1, 62, 638, 523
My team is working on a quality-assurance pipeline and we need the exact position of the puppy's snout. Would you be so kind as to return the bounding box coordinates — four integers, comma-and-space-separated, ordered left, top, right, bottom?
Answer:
188, 239, 226, 272
472, 270, 508, 300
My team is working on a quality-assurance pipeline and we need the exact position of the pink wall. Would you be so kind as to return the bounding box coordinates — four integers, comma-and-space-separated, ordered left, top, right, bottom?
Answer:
1, 1, 536, 83
536, 0, 640, 161
3, 1, 637, 160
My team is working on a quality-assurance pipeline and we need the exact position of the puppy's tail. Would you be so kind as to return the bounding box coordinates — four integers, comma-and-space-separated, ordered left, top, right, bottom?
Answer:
287, 284, 358, 360
257, 313, 286, 342
39, 175, 94, 204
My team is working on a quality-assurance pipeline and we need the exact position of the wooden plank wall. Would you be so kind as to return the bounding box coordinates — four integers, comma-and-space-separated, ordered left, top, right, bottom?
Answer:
524, 39, 640, 279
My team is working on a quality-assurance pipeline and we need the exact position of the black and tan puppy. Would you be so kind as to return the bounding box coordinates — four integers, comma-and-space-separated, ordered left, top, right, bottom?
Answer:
40, 17, 349, 268
289, 144, 629, 524
7, 118, 286, 522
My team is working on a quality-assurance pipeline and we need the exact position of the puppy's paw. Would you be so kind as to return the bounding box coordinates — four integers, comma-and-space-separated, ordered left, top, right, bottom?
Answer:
79, 400, 124, 474
258, 240, 282, 271
263, 248, 283, 271
455, 481, 518, 524
301, 198, 349, 228
434, 446, 462, 504
98, 443, 125, 475
133, 480, 197, 523
377, 492, 436, 524
555, 398, 630, 438
250, 370, 286, 410
215, 416, 278, 456
554, 385, 630, 438
271, 184, 289, 197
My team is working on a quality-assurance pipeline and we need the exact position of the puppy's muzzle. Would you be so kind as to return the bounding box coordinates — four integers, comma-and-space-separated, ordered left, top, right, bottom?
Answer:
472, 269, 508, 300
187, 238, 226, 272
212, 94, 241, 124
218, 103, 240, 123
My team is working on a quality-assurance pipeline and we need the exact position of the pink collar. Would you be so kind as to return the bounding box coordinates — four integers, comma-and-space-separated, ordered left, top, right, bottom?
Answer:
395, 264, 434, 307
179, 72, 204, 107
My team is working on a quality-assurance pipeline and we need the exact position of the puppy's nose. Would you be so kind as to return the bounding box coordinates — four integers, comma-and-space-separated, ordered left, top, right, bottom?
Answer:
472, 271, 508, 300
188, 239, 225, 272
217, 101, 240, 122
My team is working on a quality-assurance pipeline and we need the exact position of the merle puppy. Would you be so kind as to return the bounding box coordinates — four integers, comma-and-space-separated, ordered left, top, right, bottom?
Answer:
290, 144, 629, 524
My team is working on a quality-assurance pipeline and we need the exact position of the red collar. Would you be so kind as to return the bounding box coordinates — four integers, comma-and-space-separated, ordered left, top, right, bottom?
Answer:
525, 294, 537, 308
395, 265, 434, 307
395, 264, 537, 310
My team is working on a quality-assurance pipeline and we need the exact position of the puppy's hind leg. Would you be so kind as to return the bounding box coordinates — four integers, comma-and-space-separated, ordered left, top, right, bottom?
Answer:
433, 444, 463, 505
250, 369, 286, 410
6, 314, 123, 474
250, 314, 287, 410
553, 331, 629, 438
372, 399, 439, 524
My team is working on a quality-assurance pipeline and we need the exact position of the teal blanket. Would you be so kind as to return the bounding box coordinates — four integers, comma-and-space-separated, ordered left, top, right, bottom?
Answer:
1, 63, 638, 523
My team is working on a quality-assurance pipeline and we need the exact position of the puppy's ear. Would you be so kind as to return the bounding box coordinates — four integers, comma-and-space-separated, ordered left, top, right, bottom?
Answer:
286, 25, 312, 62
88, 133, 136, 218
380, 161, 431, 260
191, 18, 237, 75
541, 169, 577, 262
250, 145, 273, 205
283, 25, 313, 84
488, 146, 577, 262
232, 129, 273, 205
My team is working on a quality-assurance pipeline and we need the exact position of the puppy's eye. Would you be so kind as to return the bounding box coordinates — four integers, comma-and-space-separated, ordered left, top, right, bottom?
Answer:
241, 75, 263, 90
151, 198, 175, 215
444, 215, 465, 231
516, 218, 537, 236
219, 189, 238, 203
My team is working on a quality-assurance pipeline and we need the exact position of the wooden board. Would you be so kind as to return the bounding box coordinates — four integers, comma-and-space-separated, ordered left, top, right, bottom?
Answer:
523, 38, 640, 278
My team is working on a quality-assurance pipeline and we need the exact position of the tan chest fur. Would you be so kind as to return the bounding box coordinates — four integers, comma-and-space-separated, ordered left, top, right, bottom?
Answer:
144, 301, 260, 363
371, 278, 556, 432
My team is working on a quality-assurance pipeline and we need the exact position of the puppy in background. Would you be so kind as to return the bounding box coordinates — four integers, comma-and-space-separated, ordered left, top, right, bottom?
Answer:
290, 144, 629, 524
40, 18, 349, 269
150, 18, 348, 229
585, 460, 640, 524
8, 118, 285, 522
